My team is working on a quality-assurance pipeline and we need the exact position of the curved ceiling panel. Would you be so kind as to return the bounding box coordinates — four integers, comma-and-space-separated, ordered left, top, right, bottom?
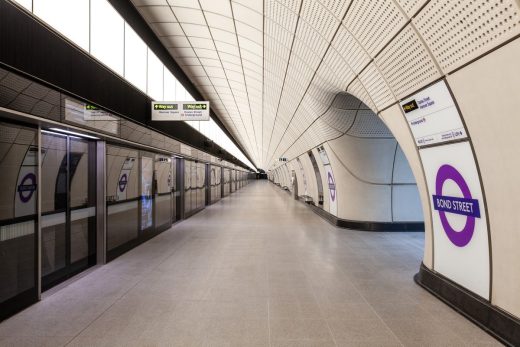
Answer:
131, 0, 520, 170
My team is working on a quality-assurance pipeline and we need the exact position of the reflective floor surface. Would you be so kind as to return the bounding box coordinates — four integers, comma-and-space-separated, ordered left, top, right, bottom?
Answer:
0, 181, 500, 346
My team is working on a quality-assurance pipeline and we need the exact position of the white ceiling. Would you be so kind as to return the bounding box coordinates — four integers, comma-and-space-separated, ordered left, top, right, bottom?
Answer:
131, 0, 520, 169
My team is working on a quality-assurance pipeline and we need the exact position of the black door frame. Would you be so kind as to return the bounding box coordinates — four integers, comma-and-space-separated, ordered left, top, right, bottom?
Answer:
41, 134, 97, 291
0, 118, 39, 321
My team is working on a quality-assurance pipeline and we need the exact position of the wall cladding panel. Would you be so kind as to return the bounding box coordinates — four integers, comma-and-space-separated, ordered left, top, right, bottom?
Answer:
414, 0, 520, 73
376, 25, 441, 99
447, 37, 520, 318
358, 63, 395, 110
343, 0, 407, 56
347, 109, 393, 138
395, 0, 428, 18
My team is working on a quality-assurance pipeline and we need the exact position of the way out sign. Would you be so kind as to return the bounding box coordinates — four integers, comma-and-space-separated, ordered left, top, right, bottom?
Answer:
151, 101, 210, 121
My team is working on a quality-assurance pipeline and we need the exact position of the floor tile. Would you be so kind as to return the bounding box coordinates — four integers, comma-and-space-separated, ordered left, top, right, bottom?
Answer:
0, 182, 501, 346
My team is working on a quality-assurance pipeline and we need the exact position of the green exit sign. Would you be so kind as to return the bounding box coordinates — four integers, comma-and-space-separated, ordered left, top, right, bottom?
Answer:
183, 103, 208, 110
154, 103, 178, 110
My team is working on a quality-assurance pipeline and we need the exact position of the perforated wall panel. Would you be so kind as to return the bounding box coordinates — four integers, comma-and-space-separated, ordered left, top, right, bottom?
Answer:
134, 0, 520, 169
320, 48, 356, 89
395, 0, 428, 18
331, 25, 370, 74
0, 69, 60, 120
300, 0, 339, 42
376, 25, 441, 99
358, 63, 394, 110
347, 78, 376, 111
332, 92, 362, 110
343, 0, 407, 56
347, 109, 393, 138
414, 0, 520, 73
321, 108, 357, 133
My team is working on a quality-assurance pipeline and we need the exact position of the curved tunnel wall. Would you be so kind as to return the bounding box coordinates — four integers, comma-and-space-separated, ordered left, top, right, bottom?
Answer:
272, 140, 423, 224
263, 1, 520, 333
445, 40, 520, 318
115, 0, 520, 327
325, 136, 422, 223
376, 38, 520, 324
13, 0, 517, 336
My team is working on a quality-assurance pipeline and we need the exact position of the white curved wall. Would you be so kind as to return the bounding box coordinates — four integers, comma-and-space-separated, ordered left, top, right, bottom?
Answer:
280, 33, 520, 320
133, 0, 520, 321
312, 147, 330, 212
299, 153, 319, 203
392, 146, 423, 222
446, 38, 520, 317
380, 104, 434, 269
325, 139, 393, 222
273, 132, 424, 224
324, 135, 422, 223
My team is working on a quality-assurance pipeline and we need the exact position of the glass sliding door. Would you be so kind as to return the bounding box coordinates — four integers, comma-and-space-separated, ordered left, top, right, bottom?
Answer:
195, 162, 201, 209
182, 159, 207, 216
210, 165, 221, 203
140, 153, 154, 232
0, 122, 38, 320
191, 161, 197, 212
41, 132, 96, 290
171, 157, 178, 223
69, 138, 96, 266
184, 159, 192, 215
41, 133, 67, 285
154, 154, 171, 231
106, 145, 138, 258
223, 169, 230, 197
106, 146, 175, 261
197, 162, 205, 209
212, 166, 216, 202
230, 170, 235, 193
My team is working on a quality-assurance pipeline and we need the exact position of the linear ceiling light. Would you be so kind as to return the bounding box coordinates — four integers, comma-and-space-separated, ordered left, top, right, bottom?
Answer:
48, 128, 100, 140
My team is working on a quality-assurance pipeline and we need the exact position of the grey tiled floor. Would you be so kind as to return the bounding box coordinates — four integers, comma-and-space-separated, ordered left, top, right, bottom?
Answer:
0, 181, 501, 346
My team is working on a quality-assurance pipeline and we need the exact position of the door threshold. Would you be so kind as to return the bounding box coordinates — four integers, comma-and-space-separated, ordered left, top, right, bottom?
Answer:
42, 265, 102, 299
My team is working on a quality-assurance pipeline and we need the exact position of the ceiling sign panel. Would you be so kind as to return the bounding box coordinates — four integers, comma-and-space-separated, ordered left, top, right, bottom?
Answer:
151, 101, 210, 121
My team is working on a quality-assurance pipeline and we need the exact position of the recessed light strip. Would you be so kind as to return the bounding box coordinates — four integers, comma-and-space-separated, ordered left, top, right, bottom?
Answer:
48, 128, 100, 140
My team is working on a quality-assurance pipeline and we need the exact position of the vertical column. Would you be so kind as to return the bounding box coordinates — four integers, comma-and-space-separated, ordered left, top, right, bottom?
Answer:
96, 141, 106, 265
37, 126, 42, 299
179, 158, 185, 220
205, 164, 210, 206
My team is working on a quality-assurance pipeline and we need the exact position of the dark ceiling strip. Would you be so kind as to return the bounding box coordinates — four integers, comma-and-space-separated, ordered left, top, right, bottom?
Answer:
0, 0, 251, 170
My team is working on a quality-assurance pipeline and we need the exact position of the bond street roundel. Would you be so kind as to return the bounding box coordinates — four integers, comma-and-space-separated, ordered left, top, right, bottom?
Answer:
119, 174, 128, 192
327, 171, 336, 202
18, 173, 37, 203
432, 164, 481, 247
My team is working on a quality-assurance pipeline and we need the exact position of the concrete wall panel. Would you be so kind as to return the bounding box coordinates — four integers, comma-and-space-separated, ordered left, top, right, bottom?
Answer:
380, 105, 433, 268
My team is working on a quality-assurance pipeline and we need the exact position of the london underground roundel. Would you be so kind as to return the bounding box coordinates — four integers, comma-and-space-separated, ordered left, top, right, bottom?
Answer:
18, 173, 37, 203
432, 164, 480, 247
419, 141, 490, 299
327, 171, 336, 202
119, 173, 128, 192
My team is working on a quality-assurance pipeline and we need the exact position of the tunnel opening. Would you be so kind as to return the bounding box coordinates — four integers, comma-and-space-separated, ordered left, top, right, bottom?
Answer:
268, 92, 425, 233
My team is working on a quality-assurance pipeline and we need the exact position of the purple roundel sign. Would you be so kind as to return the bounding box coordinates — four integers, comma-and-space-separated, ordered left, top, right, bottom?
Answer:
432, 164, 481, 247
18, 173, 37, 203
119, 174, 128, 192
327, 172, 336, 202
